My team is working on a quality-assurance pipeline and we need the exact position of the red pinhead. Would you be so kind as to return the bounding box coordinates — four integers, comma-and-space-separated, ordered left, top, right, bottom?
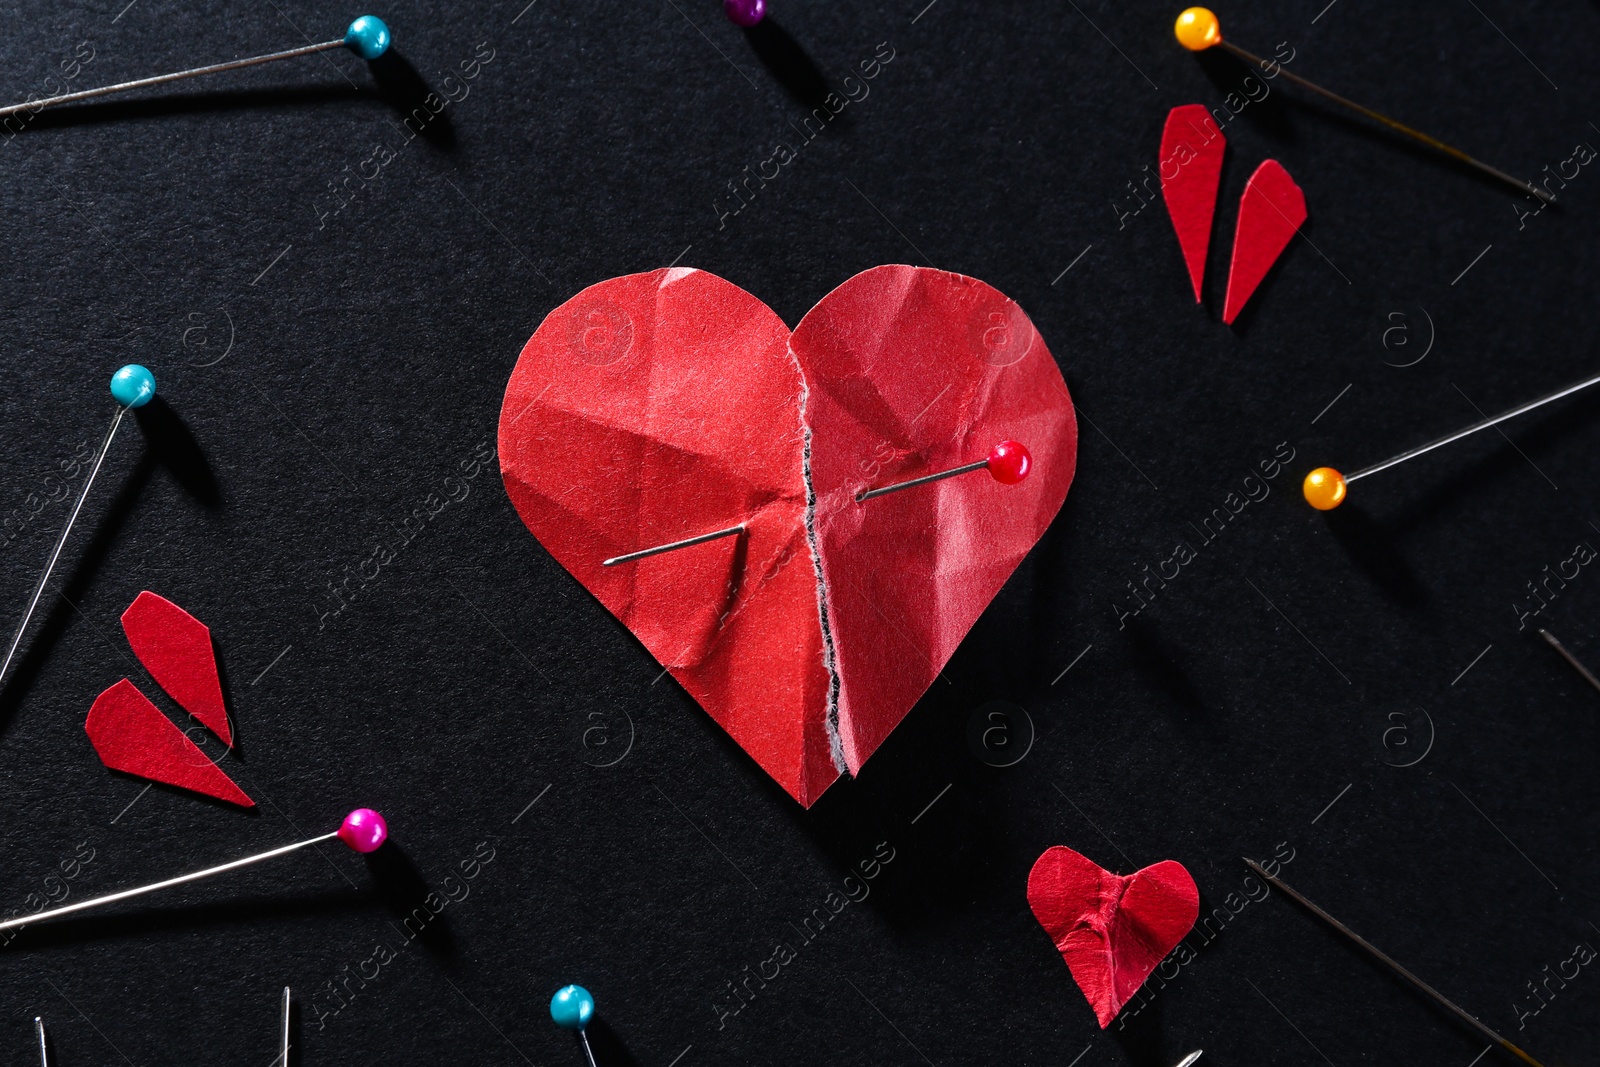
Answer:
987, 441, 1031, 484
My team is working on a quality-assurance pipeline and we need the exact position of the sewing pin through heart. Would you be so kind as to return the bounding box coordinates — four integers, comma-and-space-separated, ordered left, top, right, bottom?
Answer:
602, 524, 745, 566
550, 984, 598, 1067
856, 440, 1031, 502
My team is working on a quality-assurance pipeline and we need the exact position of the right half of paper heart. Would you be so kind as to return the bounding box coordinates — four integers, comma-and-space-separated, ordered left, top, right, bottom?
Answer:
792, 265, 1078, 777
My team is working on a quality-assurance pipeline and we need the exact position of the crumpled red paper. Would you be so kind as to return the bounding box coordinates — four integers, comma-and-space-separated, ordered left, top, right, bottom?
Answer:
121, 590, 231, 746
1027, 845, 1199, 1028
85, 679, 253, 807
1223, 159, 1306, 324
1159, 104, 1226, 303
499, 265, 1076, 806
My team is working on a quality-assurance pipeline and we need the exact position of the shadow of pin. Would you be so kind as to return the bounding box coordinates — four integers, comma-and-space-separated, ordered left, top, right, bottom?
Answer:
585, 1018, 642, 1067
1323, 505, 1431, 608
368, 51, 456, 150
742, 20, 839, 117
133, 398, 221, 508
362, 841, 458, 960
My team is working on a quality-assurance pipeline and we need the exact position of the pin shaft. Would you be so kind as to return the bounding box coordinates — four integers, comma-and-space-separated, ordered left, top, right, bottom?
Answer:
603, 524, 744, 567
0, 831, 337, 935
857, 459, 988, 502
1347, 370, 1600, 484
280, 987, 291, 1067
1218, 40, 1553, 205
34, 1018, 47, 1067
1244, 859, 1545, 1067
0, 406, 127, 693
578, 1031, 599, 1067
1537, 630, 1600, 697
0, 40, 344, 120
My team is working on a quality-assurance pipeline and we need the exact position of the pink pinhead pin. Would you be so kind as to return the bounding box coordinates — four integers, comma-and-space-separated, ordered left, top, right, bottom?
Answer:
856, 440, 1032, 502
0, 809, 387, 937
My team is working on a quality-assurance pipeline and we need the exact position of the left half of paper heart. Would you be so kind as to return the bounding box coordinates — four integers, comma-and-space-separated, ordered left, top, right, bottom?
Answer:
497, 268, 839, 806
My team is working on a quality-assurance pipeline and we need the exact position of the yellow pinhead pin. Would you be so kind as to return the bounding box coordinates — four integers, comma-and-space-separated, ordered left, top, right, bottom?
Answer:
1302, 468, 1347, 510
1174, 7, 1221, 51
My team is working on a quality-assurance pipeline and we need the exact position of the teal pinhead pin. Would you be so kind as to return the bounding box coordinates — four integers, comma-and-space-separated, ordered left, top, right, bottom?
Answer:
550, 985, 597, 1067
0, 18, 393, 122
0, 365, 160, 694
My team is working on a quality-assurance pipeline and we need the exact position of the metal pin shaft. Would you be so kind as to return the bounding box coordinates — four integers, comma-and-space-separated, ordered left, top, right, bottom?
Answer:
1218, 40, 1553, 205
0, 405, 127, 694
1244, 859, 1546, 1067
34, 1018, 47, 1067
0, 40, 344, 120
857, 459, 988, 502
279, 987, 292, 1067
1538, 630, 1600, 697
0, 832, 337, 936
602, 524, 744, 567
1346, 370, 1600, 484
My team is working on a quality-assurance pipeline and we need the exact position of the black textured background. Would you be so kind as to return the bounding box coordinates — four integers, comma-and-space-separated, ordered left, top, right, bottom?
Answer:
0, 0, 1596, 1064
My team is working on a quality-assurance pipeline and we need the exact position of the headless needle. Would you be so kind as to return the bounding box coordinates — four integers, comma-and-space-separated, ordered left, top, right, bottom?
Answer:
1537, 630, 1600, 696
0, 366, 155, 694
0, 17, 392, 121
1244, 858, 1546, 1067
1175, 8, 1552, 204
603, 524, 744, 567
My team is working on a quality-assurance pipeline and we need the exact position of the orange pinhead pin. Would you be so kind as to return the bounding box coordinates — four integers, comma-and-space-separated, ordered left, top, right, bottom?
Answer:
1174, 7, 1221, 51
1302, 468, 1347, 511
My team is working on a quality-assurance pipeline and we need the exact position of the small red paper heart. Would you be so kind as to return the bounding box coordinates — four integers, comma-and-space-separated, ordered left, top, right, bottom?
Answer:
121, 590, 231, 746
1159, 104, 1227, 303
499, 266, 1076, 805
85, 679, 253, 807
1027, 845, 1199, 1028
1222, 159, 1307, 325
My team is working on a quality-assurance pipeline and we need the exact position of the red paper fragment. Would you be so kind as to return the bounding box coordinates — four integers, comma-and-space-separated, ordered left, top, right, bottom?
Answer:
1027, 845, 1198, 1028
121, 591, 231, 746
1222, 159, 1306, 325
498, 266, 1077, 806
85, 679, 254, 807
1159, 104, 1226, 302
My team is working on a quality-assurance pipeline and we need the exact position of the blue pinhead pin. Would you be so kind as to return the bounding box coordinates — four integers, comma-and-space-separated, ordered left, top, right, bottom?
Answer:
0, 18, 393, 123
343, 16, 392, 60
550, 985, 597, 1067
0, 365, 159, 693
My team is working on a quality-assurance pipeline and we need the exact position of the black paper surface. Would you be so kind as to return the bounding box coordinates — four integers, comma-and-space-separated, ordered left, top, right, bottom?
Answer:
0, 1, 1595, 1064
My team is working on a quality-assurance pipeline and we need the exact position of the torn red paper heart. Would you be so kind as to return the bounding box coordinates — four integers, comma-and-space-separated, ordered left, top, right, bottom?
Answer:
498, 266, 1076, 806
1223, 159, 1306, 325
1027, 845, 1198, 1028
85, 679, 253, 807
121, 590, 231, 746
1160, 104, 1226, 303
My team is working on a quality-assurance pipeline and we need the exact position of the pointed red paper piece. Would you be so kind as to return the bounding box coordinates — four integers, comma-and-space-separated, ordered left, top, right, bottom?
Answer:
1027, 845, 1199, 1028
1159, 104, 1226, 302
121, 591, 231, 746
85, 679, 254, 807
1222, 159, 1307, 325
